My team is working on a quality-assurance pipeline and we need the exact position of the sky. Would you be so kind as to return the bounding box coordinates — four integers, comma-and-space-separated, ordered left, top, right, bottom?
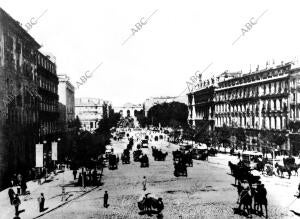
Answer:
1, 0, 300, 106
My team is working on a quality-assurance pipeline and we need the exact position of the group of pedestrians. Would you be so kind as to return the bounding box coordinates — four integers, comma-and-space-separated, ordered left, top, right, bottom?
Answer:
75, 168, 99, 187
236, 182, 268, 218
8, 187, 21, 216
8, 187, 46, 217
10, 174, 28, 195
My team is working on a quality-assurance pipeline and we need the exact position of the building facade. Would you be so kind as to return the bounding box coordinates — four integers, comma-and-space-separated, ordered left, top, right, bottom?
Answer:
188, 62, 300, 155
58, 74, 75, 161
75, 98, 108, 132
187, 77, 216, 132
0, 8, 41, 188
114, 103, 143, 127
37, 51, 60, 167
58, 74, 75, 126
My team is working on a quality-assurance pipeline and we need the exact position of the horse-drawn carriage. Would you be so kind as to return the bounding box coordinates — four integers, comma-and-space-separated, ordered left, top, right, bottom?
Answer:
108, 154, 118, 170
152, 147, 168, 161
208, 147, 218, 156
121, 149, 130, 164
275, 156, 300, 178
228, 161, 260, 185
241, 151, 263, 169
191, 148, 208, 161
172, 150, 193, 167
133, 149, 143, 162
141, 139, 149, 148
174, 159, 188, 177
140, 154, 149, 168
182, 152, 193, 167
172, 150, 182, 162
138, 193, 164, 213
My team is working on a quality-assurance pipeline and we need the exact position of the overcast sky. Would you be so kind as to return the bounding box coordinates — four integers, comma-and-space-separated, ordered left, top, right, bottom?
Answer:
2, 0, 300, 106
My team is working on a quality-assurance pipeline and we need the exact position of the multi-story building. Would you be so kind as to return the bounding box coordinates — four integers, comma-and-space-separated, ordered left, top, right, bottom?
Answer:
75, 98, 109, 132
58, 74, 75, 160
187, 77, 216, 132
0, 8, 41, 188
114, 103, 143, 127
188, 62, 300, 155
58, 74, 75, 126
37, 51, 60, 165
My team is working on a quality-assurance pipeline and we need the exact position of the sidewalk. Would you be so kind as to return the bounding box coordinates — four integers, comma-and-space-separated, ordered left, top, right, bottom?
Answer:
0, 169, 101, 219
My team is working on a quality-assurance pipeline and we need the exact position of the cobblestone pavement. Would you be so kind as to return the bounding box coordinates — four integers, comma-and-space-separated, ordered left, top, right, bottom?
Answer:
36, 136, 300, 219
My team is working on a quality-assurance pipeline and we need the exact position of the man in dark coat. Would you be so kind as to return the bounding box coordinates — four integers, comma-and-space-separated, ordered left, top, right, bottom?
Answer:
257, 184, 268, 218
38, 193, 45, 212
92, 169, 97, 186
103, 191, 108, 208
12, 194, 21, 215
77, 173, 82, 186
21, 179, 27, 195
8, 187, 15, 205
73, 169, 77, 180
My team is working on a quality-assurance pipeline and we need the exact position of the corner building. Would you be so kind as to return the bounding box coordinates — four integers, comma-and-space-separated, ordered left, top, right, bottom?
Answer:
187, 62, 300, 155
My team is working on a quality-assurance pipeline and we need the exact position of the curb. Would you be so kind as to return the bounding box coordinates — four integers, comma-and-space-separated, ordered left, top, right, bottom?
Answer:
33, 185, 100, 219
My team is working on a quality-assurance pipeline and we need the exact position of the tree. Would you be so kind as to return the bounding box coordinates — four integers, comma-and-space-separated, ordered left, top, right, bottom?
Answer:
234, 128, 246, 149
274, 134, 286, 149
147, 102, 188, 127
169, 119, 181, 129
134, 109, 147, 127
260, 131, 276, 157
217, 125, 231, 148
182, 127, 196, 141
194, 130, 211, 145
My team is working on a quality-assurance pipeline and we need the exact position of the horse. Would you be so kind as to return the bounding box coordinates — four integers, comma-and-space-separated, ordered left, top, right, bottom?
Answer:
138, 195, 164, 213
255, 159, 267, 173
275, 163, 291, 179
228, 161, 236, 175
238, 187, 253, 216
289, 163, 300, 176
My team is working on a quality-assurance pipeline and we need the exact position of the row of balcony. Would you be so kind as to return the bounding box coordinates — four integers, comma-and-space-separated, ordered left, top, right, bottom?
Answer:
215, 88, 289, 102
215, 108, 288, 116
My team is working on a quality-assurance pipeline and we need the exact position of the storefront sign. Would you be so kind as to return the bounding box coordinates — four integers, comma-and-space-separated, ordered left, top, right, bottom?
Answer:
52, 142, 58, 160
36, 144, 43, 167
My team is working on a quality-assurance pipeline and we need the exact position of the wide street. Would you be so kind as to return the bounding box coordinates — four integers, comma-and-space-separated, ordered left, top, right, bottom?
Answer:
39, 133, 298, 219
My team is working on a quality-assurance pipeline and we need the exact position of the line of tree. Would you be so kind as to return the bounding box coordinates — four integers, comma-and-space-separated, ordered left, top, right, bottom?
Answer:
71, 105, 121, 169
147, 102, 188, 128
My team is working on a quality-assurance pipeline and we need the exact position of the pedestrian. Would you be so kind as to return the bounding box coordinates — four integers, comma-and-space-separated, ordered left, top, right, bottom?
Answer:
12, 194, 20, 215
92, 169, 98, 186
38, 193, 45, 212
8, 187, 15, 205
17, 174, 22, 186
83, 171, 87, 188
10, 176, 15, 187
257, 184, 268, 218
236, 181, 242, 204
103, 191, 108, 208
77, 173, 82, 186
142, 176, 147, 191
73, 169, 77, 180
21, 179, 27, 195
